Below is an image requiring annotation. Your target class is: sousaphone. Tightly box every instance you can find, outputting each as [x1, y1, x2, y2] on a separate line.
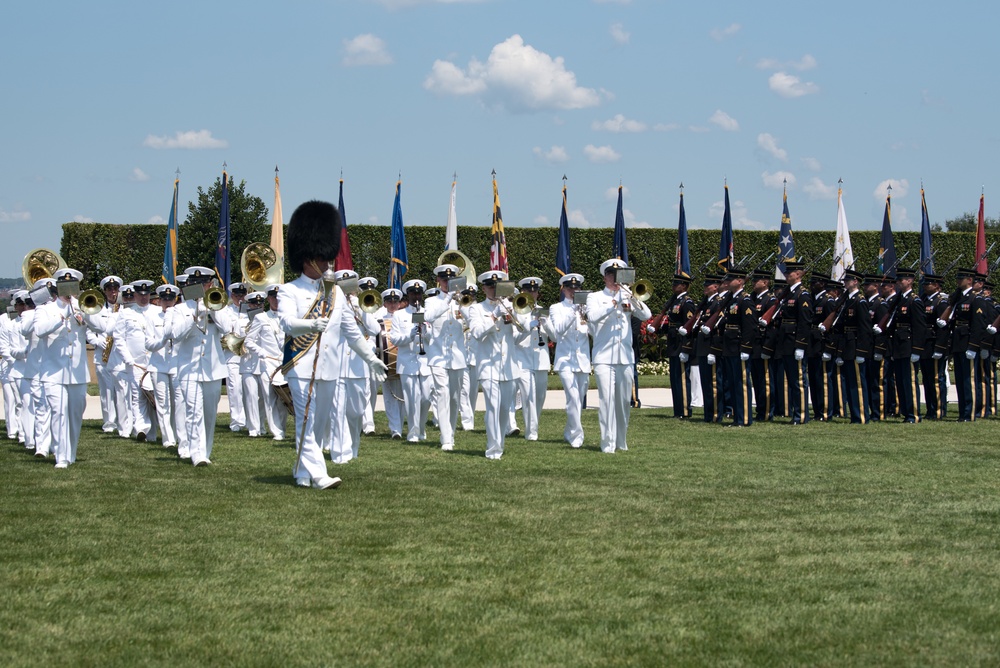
[241, 242, 283, 292]
[437, 249, 476, 287]
[22, 248, 67, 288]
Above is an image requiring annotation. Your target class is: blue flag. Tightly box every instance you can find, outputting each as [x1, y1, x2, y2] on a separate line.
[389, 181, 408, 291]
[879, 192, 896, 278]
[920, 188, 934, 275]
[718, 184, 734, 271]
[675, 190, 690, 277]
[776, 191, 796, 279]
[612, 184, 628, 264]
[555, 183, 571, 276]
[214, 170, 230, 288]
[161, 177, 179, 285]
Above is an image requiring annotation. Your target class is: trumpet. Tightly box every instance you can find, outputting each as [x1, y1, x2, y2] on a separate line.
[79, 289, 105, 316]
[205, 286, 228, 311]
[358, 289, 382, 314]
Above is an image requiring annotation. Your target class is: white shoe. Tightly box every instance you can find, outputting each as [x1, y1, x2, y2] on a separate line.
[441, 443, 454, 451]
[193, 458, 211, 467]
[363, 429, 375, 436]
[571, 439, 584, 449]
[406, 437, 419, 443]
[312, 476, 342, 490]
[391, 433, 402, 440]
[295, 477, 311, 488]
[273, 434, 285, 441]
[162, 442, 176, 449]
[54, 462, 68, 469]
[230, 425, 242, 433]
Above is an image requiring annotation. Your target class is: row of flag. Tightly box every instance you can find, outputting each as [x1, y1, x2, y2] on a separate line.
[162, 168, 994, 294]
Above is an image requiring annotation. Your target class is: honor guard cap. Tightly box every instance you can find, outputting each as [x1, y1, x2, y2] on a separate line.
[750, 269, 771, 282]
[673, 271, 692, 284]
[921, 273, 944, 284]
[827, 279, 845, 289]
[183, 266, 214, 282]
[703, 273, 723, 285]
[100, 275, 123, 290]
[359, 276, 378, 290]
[844, 268, 864, 282]
[132, 279, 155, 294]
[956, 267, 977, 280]
[333, 270, 358, 281]
[381, 288, 403, 301]
[477, 270, 508, 285]
[985, 280, 995, 290]
[57, 268, 84, 283]
[894, 268, 916, 279]
[559, 273, 584, 288]
[725, 267, 748, 280]
[518, 277, 543, 290]
[974, 271, 988, 282]
[402, 279, 427, 293]
[783, 260, 805, 272]
[862, 274, 880, 285]
[434, 264, 460, 278]
[156, 284, 178, 298]
[600, 259, 627, 275]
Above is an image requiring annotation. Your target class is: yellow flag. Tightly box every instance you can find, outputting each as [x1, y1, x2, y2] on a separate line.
[270, 170, 285, 283]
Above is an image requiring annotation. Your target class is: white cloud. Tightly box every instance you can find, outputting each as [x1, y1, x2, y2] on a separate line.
[757, 133, 787, 160]
[130, 167, 150, 182]
[688, 125, 710, 133]
[610, 23, 630, 45]
[605, 185, 630, 200]
[801, 157, 822, 172]
[342, 34, 392, 67]
[568, 209, 591, 228]
[143, 130, 228, 150]
[756, 54, 817, 71]
[710, 23, 741, 41]
[532, 145, 569, 163]
[708, 198, 764, 230]
[584, 144, 621, 163]
[368, 215, 380, 224]
[592, 113, 646, 132]
[424, 34, 601, 113]
[147, 215, 166, 225]
[0, 207, 30, 223]
[534, 215, 550, 226]
[72, 215, 95, 223]
[762, 171, 796, 190]
[653, 122, 679, 132]
[874, 178, 909, 201]
[709, 109, 739, 131]
[623, 208, 652, 228]
[803, 177, 837, 200]
[768, 72, 819, 98]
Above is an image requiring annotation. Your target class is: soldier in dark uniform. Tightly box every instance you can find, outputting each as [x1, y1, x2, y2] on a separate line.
[694, 275, 722, 423]
[972, 272, 994, 418]
[777, 261, 813, 424]
[863, 274, 889, 421]
[750, 269, 776, 422]
[721, 267, 755, 426]
[706, 276, 733, 422]
[832, 269, 872, 423]
[986, 280, 999, 417]
[882, 267, 927, 423]
[940, 267, 988, 421]
[807, 272, 837, 421]
[658, 272, 697, 418]
[764, 277, 788, 419]
[821, 278, 845, 420]
[920, 273, 949, 420]
[879, 276, 899, 417]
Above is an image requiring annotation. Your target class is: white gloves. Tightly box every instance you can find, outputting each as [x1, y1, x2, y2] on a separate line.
[646, 324, 655, 334]
[700, 325, 711, 336]
[855, 356, 865, 365]
[411, 325, 422, 337]
[817, 323, 826, 333]
[758, 318, 768, 328]
[794, 349, 805, 361]
[761, 353, 771, 360]
[707, 354, 716, 366]
[966, 349, 976, 360]
[822, 352, 832, 362]
[981, 348, 990, 359]
[872, 324, 883, 335]
[988, 325, 998, 335]
[358, 345, 389, 383]
[679, 352, 689, 363]
[678, 326, 688, 337]
[835, 357, 844, 366]
[910, 354, 920, 364]
[874, 353, 883, 362]
[310, 317, 329, 333]
[740, 352, 750, 362]
[936, 318, 948, 329]
[932, 352, 943, 360]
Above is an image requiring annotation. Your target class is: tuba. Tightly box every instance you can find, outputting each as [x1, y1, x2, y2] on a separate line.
[22, 248, 67, 288]
[437, 249, 477, 287]
[79, 289, 105, 315]
[241, 242, 282, 292]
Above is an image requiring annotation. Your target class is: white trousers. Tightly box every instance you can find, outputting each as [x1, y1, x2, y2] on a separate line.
[459, 365, 478, 429]
[558, 369, 588, 447]
[481, 377, 514, 459]
[3, 379, 20, 439]
[128, 365, 156, 440]
[242, 372, 261, 436]
[152, 370, 179, 447]
[179, 378, 222, 464]
[330, 377, 367, 464]
[30, 379, 51, 456]
[382, 376, 404, 436]
[257, 373, 288, 439]
[227, 363, 245, 429]
[113, 368, 133, 438]
[594, 363, 632, 453]
[41, 381, 86, 466]
[363, 377, 375, 432]
[18, 377, 34, 449]
[95, 361, 117, 431]
[401, 373, 432, 441]
[289, 376, 335, 481]
[514, 368, 547, 440]
[430, 366, 463, 447]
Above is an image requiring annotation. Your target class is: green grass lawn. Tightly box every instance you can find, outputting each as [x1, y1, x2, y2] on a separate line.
[2, 411, 1000, 666]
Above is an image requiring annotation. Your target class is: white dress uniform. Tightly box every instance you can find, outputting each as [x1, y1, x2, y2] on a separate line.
[33, 287, 94, 468]
[23, 298, 53, 457]
[118, 302, 158, 440]
[243, 308, 287, 440]
[460, 298, 485, 429]
[221, 292, 250, 432]
[0, 313, 22, 440]
[376, 290, 405, 439]
[390, 294, 433, 442]
[469, 272, 517, 459]
[329, 293, 379, 464]
[512, 278, 550, 442]
[543, 288, 592, 448]
[12, 308, 36, 451]
[144, 302, 181, 449]
[277, 274, 382, 486]
[90, 276, 122, 433]
[423, 280, 468, 451]
[587, 263, 651, 453]
[96, 301, 133, 438]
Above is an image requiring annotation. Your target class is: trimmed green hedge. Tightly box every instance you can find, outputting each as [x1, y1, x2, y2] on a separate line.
[61, 222, 999, 306]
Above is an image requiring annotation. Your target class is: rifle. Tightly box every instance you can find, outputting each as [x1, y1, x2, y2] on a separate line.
[940, 244, 995, 323]
[679, 257, 722, 333]
[758, 249, 832, 327]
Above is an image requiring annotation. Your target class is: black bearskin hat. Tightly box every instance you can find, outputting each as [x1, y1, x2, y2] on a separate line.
[287, 200, 342, 273]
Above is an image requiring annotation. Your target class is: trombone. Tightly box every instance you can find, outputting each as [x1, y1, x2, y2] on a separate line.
[205, 286, 228, 311]
[79, 289, 105, 316]
[358, 289, 382, 314]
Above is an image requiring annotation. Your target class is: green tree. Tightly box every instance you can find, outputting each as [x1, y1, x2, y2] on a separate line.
[177, 176, 269, 283]
[942, 211, 1000, 232]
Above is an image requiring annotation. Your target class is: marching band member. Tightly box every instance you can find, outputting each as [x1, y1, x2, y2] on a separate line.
[100, 284, 135, 438]
[423, 264, 468, 451]
[88, 275, 122, 433]
[120, 280, 157, 441]
[0, 298, 21, 441]
[240, 291, 267, 438]
[587, 259, 651, 453]
[34, 269, 99, 468]
[12, 292, 36, 452]
[468, 270, 517, 459]
[458, 284, 479, 431]
[542, 273, 591, 448]
[378, 288, 405, 439]
[276, 200, 387, 489]
[144, 284, 181, 450]
[359, 276, 380, 435]
[514, 277, 549, 441]
[242, 285, 288, 441]
[222, 282, 250, 433]
[26, 278, 54, 458]
[390, 279, 433, 443]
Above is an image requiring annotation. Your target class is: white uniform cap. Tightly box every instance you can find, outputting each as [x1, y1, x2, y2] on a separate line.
[176, 274, 189, 286]
[600, 259, 627, 274]
[359, 276, 378, 289]
[559, 273, 585, 287]
[156, 284, 179, 297]
[401, 279, 427, 293]
[334, 270, 359, 281]
[13, 290, 29, 303]
[518, 277, 543, 290]
[477, 270, 508, 284]
[425, 287, 440, 298]
[120, 284, 136, 295]
[132, 279, 155, 293]
[434, 264, 460, 278]
[32, 278, 55, 290]
[183, 266, 214, 281]
[100, 275, 123, 290]
[246, 291, 266, 302]
[381, 288, 403, 300]
[228, 282, 247, 294]
[56, 268, 84, 283]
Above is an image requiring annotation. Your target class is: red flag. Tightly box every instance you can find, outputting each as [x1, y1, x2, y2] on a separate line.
[489, 174, 509, 273]
[975, 194, 987, 274]
[334, 178, 354, 271]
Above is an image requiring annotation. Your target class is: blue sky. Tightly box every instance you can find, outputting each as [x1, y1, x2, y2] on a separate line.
[2, 0, 998, 280]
